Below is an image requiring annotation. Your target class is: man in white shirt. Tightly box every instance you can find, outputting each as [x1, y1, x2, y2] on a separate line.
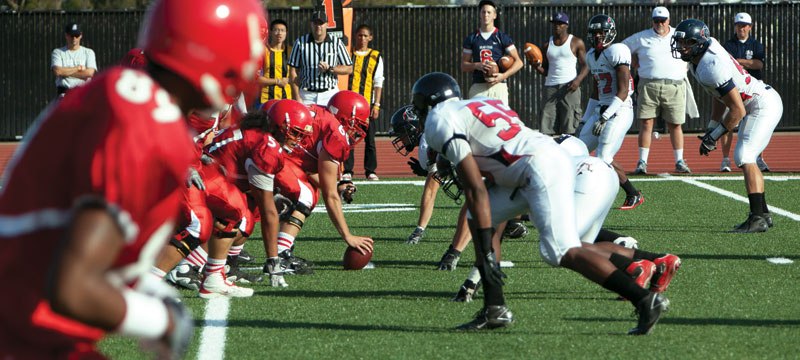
[51, 22, 97, 96]
[623, 7, 691, 174]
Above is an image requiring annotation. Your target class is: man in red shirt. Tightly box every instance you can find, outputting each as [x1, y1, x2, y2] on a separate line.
[0, 0, 267, 358]
[273, 91, 373, 273]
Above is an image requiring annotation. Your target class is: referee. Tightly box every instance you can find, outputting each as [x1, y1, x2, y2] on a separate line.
[289, 11, 353, 105]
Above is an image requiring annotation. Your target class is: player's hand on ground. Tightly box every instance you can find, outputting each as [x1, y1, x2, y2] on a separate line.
[592, 118, 607, 137]
[338, 181, 357, 204]
[698, 131, 718, 156]
[407, 157, 428, 177]
[480, 252, 506, 287]
[345, 235, 374, 255]
[187, 167, 205, 191]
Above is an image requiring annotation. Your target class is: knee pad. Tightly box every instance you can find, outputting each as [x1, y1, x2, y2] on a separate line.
[213, 219, 240, 239]
[169, 230, 201, 257]
[293, 202, 312, 218]
[287, 216, 304, 230]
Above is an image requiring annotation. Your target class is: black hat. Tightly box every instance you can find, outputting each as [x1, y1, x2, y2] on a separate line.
[478, 0, 496, 10]
[64, 22, 82, 36]
[310, 11, 328, 23]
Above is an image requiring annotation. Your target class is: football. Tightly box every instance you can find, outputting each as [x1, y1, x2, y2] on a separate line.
[498, 56, 514, 72]
[523, 42, 543, 66]
[483, 60, 499, 77]
[343, 246, 372, 270]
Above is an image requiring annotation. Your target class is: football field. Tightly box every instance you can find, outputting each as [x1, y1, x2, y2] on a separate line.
[100, 174, 800, 359]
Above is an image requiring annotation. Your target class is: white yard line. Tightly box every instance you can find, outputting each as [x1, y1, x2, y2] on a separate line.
[351, 176, 800, 185]
[670, 175, 800, 222]
[197, 297, 230, 360]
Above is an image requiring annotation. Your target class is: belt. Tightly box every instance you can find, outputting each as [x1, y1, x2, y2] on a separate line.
[56, 86, 70, 94]
[303, 87, 335, 93]
[642, 78, 683, 85]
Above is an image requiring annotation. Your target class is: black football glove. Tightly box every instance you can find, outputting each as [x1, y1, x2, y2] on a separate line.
[338, 180, 357, 204]
[480, 251, 507, 287]
[698, 131, 717, 156]
[407, 157, 428, 177]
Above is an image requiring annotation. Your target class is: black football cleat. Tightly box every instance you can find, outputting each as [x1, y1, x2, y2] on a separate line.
[733, 212, 773, 229]
[279, 250, 314, 275]
[628, 293, 670, 335]
[503, 220, 529, 239]
[452, 279, 481, 303]
[456, 305, 514, 330]
[237, 249, 254, 264]
[618, 191, 644, 210]
[226, 256, 264, 284]
[729, 214, 769, 233]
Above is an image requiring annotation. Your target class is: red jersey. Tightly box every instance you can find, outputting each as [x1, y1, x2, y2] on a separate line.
[0, 67, 194, 352]
[205, 126, 284, 192]
[286, 104, 351, 173]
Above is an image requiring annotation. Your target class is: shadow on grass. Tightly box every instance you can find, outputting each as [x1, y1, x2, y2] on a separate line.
[254, 289, 455, 299]
[567, 317, 800, 327]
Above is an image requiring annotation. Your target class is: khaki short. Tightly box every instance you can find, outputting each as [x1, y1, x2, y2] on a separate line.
[637, 78, 686, 125]
[539, 83, 582, 135]
[468, 82, 509, 104]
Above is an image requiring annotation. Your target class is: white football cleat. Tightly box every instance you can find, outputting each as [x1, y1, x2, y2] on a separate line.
[198, 272, 254, 299]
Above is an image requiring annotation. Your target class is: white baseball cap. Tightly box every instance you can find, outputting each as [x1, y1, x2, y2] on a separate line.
[735, 12, 752, 25]
[652, 6, 669, 19]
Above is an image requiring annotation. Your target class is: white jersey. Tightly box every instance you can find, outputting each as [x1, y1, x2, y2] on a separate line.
[424, 96, 553, 189]
[690, 38, 771, 107]
[586, 43, 634, 105]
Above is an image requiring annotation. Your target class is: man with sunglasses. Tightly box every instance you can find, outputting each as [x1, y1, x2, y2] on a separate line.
[623, 6, 694, 175]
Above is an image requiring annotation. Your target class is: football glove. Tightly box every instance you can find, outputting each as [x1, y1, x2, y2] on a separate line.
[698, 124, 729, 156]
[407, 157, 428, 177]
[480, 251, 506, 287]
[338, 180, 357, 204]
[592, 117, 607, 137]
[186, 167, 205, 191]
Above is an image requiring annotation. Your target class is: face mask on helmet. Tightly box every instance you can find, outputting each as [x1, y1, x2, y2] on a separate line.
[432, 155, 464, 204]
[267, 99, 313, 152]
[390, 105, 421, 156]
[586, 15, 617, 50]
[671, 20, 710, 61]
[327, 91, 370, 146]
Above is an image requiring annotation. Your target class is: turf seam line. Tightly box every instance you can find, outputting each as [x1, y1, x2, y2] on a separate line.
[197, 297, 230, 360]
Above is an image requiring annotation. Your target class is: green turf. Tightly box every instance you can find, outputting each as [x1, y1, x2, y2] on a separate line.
[98, 175, 800, 359]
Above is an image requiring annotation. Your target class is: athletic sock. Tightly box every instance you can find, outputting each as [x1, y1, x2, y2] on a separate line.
[277, 232, 295, 254]
[609, 253, 634, 270]
[204, 258, 226, 276]
[602, 269, 649, 304]
[633, 249, 665, 262]
[228, 244, 243, 258]
[416, 226, 425, 232]
[595, 229, 622, 243]
[468, 266, 481, 284]
[762, 192, 770, 214]
[621, 179, 638, 196]
[638, 147, 650, 163]
[186, 246, 208, 269]
[476, 266, 505, 306]
[748, 193, 765, 216]
[674, 149, 684, 162]
[150, 267, 166, 279]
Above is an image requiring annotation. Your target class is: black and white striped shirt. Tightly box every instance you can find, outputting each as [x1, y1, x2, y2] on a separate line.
[288, 33, 352, 91]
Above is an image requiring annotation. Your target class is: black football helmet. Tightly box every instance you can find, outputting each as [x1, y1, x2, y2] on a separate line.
[390, 105, 422, 156]
[432, 154, 464, 204]
[671, 19, 711, 62]
[411, 72, 461, 128]
[587, 14, 617, 50]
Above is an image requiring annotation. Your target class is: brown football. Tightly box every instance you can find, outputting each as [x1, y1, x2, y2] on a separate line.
[343, 246, 372, 270]
[498, 56, 514, 72]
[483, 60, 499, 77]
[523, 42, 543, 65]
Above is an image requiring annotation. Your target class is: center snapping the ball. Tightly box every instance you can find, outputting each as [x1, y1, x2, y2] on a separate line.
[343, 246, 372, 270]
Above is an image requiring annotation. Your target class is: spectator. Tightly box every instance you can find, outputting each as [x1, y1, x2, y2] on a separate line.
[534, 12, 589, 136]
[288, 10, 353, 106]
[258, 19, 293, 107]
[343, 24, 384, 181]
[623, 7, 692, 174]
[460, 0, 523, 104]
[51, 22, 97, 96]
[721, 12, 770, 173]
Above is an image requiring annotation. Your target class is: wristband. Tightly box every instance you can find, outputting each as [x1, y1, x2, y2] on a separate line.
[709, 124, 729, 141]
[117, 289, 169, 339]
[477, 227, 494, 255]
[601, 96, 624, 120]
[373, 103, 380, 108]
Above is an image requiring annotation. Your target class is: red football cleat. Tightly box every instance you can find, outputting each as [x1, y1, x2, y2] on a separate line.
[626, 260, 656, 289]
[650, 254, 681, 293]
[619, 191, 644, 210]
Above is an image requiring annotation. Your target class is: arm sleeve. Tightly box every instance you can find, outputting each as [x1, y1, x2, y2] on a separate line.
[52, 49, 62, 68]
[500, 31, 516, 53]
[247, 158, 275, 192]
[336, 39, 353, 66]
[462, 34, 474, 55]
[697, 64, 734, 98]
[753, 40, 766, 62]
[287, 38, 302, 68]
[610, 44, 632, 67]
[86, 48, 98, 71]
[373, 56, 384, 88]
[621, 34, 637, 54]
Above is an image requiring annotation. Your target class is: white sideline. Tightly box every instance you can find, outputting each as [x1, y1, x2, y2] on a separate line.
[674, 176, 800, 222]
[197, 297, 230, 360]
[350, 176, 800, 186]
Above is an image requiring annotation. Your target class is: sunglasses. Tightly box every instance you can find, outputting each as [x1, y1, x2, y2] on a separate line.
[653, 18, 668, 23]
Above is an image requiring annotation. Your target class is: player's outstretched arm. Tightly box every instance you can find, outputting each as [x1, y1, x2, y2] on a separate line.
[251, 186, 280, 258]
[319, 149, 373, 254]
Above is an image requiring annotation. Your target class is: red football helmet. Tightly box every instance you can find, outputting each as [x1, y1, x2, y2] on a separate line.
[140, 0, 267, 111]
[259, 14, 269, 44]
[327, 91, 370, 145]
[120, 48, 147, 69]
[258, 99, 280, 113]
[267, 100, 314, 150]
